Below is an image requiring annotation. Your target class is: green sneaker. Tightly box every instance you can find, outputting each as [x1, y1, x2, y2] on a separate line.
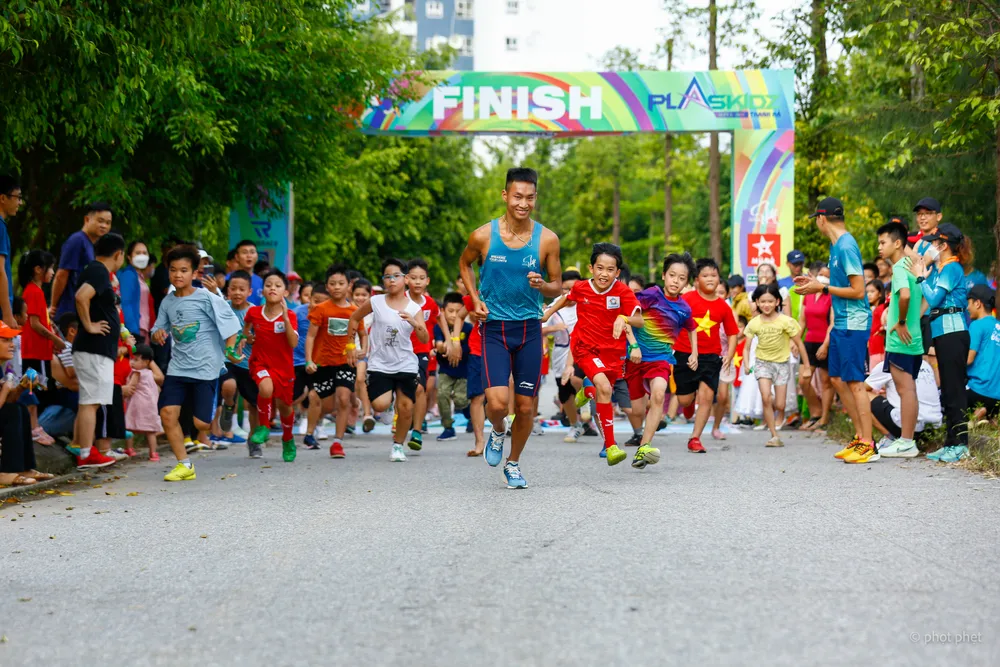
[631, 444, 661, 469]
[408, 430, 423, 451]
[575, 389, 590, 409]
[249, 425, 270, 446]
[605, 444, 627, 466]
[282, 439, 296, 462]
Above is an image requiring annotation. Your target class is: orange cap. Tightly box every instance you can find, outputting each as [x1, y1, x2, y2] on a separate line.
[0, 321, 21, 339]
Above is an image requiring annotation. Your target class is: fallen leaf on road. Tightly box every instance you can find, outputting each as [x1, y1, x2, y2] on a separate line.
[200, 534, 208, 539]
[261, 466, 272, 469]
[127, 492, 140, 497]
[48, 535, 55, 539]
[43, 490, 56, 495]
[105, 492, 117, 496]
[92, 485, 103, 489]
[1, 634, 7, 643]
[18, 597, 31, 602]
[58, 492, 73, 496]
[65, 507, 74, 511]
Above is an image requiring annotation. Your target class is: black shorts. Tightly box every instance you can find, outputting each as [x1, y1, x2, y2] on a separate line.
[870, 395, 902, 439]
[612, 378, 631, 409]
[920, 315, 933, 355]
[416, 353, 430, 389]
[309, 364, 357, 399]
[883, 352, 921, 380]
[95, 385, 126, 440]
[804, 342, 828, 370]
[159, 376, 220, 425]
[967, 389, 1000, 419]
[368, 371, 419, 403]
[225, 363, 258, 404]
[557, 376, 576, 403]
[672, 353, 722, 396]
[294, 365, 309, 402]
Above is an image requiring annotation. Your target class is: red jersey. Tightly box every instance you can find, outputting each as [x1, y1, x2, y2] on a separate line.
[566, 280, 640, 356]
[461, 295, 482, 356]
[673, 290, 738, 356]
[21, 282, 54, 361]
[408, 292, 439, 355]
[246, 306, 298, 375]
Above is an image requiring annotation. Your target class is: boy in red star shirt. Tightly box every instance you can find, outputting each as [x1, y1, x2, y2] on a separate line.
[243, 269, 299, 462]
[547, 243, 643, 467]
[672, 258, 738, 453]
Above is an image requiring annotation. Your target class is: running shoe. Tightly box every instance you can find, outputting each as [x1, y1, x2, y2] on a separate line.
[503, 461, 527, 489]
[123, 447, 138, 458]
[315, 424, 329, 441]
[248, 441, 264, 459]
[421, 420, 429, 434]
[164, 463, 196, 482]
[282, 439, 297, 463]
[208, 441, 229, 451]
[149, 452, 160, 462]
[880, 437, 919, 458]
[874, 435, 896, 453]
[624, 433, 643, 447]
[687, 437, 706, 453]
[843, 441, 879, 464]
[564, 426, 583, 443]
[108, 448, 130, 461]
[329, 441, 346, 458]
[303, 434, 320, 450]
[226, 433, 247, 444]
[835, 436, 863, 460]
[408, 430, 423, 451]
[599, 446, 607, 458]
[531, 424, 544, 436]
[925, 447, 946, 461]
[765, 436, 784, 447]
[631, 444, 661, 469]
[437, 427, 457, 441]
[935, 445, 969, 463]
[505, 415, 514, 436]
[77, 449, 116, 469]
[65, 443, 81, 457]
[390, 443, 407, 462]
[656, 419, 667, 431]
[363, 415, 376, 433]
[249, 425, 269, 447]
[377, 408, 394, 426]
[605, 444, 627, 466]
[345, 425, 356, 435]
[582, 423, 600, 437]
[484, 421, 507, 467]
[295, 415, 309, 436]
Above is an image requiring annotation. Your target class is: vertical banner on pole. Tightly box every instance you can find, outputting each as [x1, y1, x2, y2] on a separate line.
[228, 185, 294, 272]
[731, 129, 794, 287]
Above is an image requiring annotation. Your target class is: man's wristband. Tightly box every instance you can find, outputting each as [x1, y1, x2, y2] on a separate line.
[451, 337, 460, 342]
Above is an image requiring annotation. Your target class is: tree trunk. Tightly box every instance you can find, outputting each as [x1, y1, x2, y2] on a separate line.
[707, 0, 722, 263]
[612, 176, 621, 245]
[811, 0, 828, 83]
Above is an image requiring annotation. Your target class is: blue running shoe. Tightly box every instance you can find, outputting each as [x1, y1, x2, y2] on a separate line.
[303, 434, 320, 450]
[937, 445, 969, 463]
[226, 433, 247, 444]
[437, 427, 457, 441]
[484, 421, 507, 467]
[504, 461, 527, 489]
[599, 446, 607, 459]
[926, 448, 946, 461]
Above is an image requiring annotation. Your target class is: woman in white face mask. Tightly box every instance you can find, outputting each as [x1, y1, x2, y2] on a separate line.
[120, 241, 153, 344]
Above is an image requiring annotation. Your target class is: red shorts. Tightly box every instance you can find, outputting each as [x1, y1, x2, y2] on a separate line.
[249, 361, 294, 405]
[428, 354, 438, 373]
[572, 344, 624, 384]
[625, 360, 673, 400]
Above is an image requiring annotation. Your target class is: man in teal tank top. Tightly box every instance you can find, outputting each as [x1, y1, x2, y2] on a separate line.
[459, 168, 562, 489]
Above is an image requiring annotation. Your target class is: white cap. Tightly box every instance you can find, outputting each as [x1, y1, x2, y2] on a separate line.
[198, 249, 212, 261]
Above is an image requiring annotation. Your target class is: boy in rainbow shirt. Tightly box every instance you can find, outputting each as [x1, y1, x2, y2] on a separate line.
[625, 253, 699, 469]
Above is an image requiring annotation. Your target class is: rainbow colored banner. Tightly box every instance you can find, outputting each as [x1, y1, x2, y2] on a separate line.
[361, 70, 793, 134]
[362, 70, 794, 281]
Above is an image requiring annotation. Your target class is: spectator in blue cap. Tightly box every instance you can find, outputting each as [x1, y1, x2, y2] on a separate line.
[779, 249, 806, 320]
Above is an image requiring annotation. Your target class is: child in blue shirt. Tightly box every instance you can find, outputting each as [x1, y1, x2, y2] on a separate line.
[433, 292, 472, 441]
[966, 284, 1000, 423]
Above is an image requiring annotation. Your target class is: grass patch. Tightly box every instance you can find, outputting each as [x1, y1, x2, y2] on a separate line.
[964, 421, 1000, 477]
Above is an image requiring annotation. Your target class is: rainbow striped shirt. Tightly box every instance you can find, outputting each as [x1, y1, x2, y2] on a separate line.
[634, 286, 696, 363]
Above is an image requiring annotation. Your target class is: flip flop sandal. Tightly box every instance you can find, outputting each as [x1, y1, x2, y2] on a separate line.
[10, 476, 38, 486]
[25, 471, 55, 481]
[799, 417, 821, 431]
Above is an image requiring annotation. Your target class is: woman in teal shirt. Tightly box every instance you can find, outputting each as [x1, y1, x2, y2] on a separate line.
[916, 223, 971, 461]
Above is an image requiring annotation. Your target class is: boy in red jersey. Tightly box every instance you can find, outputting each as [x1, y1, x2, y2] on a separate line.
[243, 269, 299, 462]
[404, 258, 450, 452]
[672, 258, 738, 453]
[546, 243, 643, 466]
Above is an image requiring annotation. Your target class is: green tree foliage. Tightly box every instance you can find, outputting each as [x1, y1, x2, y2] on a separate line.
[1, 1, 409, 255]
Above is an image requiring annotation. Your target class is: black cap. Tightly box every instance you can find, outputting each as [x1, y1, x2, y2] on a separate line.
[921, 222, 963, 244]
[809, 197, 844, 219]
[913, 197, 941, 213]
[968, 284, 995, 308]
[727, 274, 745, 288]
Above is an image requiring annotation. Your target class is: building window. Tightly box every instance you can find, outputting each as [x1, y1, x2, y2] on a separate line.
[456, 0, 474, 19]
[425, 1, 444, 19]
[460, 35, 474, 56]
[507, 0, 519, 14]
[505, 36, 518, 51]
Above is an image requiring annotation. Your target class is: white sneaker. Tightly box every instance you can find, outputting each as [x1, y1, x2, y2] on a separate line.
[295, 416, 309, 436]
[108, 448, 130, 461]
[390, 444, 407, 462]
[532, 424, 544, 436]
[752, 423, 767, 431]
[315, 424, 328, 440]
[875, 435, 895, 452]
[377, 408, 394, 426]
[232, 421, 249, 439]
[880, 437, 919, 458]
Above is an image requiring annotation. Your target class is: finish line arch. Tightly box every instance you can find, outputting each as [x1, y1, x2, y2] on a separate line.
[360, 70, 795, 282]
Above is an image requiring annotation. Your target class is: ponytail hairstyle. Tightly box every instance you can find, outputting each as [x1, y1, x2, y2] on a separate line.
[751, 282, 784, 310]
[955, 236, 974, 271]
[18, 249, 56, 289]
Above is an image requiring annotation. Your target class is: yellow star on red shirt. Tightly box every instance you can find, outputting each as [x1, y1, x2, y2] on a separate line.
[694, 311, 717, 335]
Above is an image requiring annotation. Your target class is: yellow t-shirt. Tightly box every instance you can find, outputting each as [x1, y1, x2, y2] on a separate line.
[743, 314, 801, 363]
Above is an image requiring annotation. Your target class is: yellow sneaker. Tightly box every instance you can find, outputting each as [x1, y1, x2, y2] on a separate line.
[844, 442, 880, 464]
[164, 463, 196, 482]
[606, 444, 627, 466]
[834, 436, 862, 460]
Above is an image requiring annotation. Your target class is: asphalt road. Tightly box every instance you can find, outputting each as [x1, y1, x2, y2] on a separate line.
[2, 424, 999, 666]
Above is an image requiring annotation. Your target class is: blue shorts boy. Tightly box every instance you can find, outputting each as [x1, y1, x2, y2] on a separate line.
[482, 319, 542, 397]
[159, 375, 219, 424]
[828, 328, 870, 382]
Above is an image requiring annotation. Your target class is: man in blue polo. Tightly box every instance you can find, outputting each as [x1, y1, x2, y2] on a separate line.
[795, 197, 875, 463]
[0, 175, 22, 329]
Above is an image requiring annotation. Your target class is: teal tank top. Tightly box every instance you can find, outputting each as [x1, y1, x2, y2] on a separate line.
[479, 218, 545, 322]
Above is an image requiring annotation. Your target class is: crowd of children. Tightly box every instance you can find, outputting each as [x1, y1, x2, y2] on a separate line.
[2, 178, 1000, 489]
